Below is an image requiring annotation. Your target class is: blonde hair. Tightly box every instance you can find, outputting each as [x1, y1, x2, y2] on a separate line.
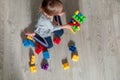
[41, 0, 63, 16]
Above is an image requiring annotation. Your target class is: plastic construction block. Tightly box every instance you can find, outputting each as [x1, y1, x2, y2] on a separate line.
[69, 45, 76, 52]
[41, 63, 49, 70]
[29, 40, 35, 47]
[30, 55, 35, 64]
[23, 39, 30, 47]
[72, 10, 86, 24]
[26, 35, 33, 41]
[23, 39, 35, 47]
[69, 18, 80, 33]
[53, 36, 61, 45]
[35, 48, 42, 55]
[71, 53, 79, 62]
[72, 25, 80, 32]
[35, 42, 47, 54]
[35, 42, 47, 51]
[30, 66, 37, 73]
[42, 51, 50, 60]
[62, 62, 70, 70]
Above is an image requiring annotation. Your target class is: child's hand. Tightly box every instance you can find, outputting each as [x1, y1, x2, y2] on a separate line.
[25, 32, 35, 38]
[62, 24, 72, 30]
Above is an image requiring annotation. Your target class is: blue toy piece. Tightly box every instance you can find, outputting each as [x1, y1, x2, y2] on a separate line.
[42, 51, 50, 60]
[29, 40, 35, 47]
[23, 39, 30, 47]
[23, 39, 35, 47]
[69, 45, 76, 52]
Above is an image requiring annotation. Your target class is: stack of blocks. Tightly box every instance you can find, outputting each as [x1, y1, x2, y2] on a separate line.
[29, 55, 37, 73]
[69, 45, 79, 62]
[69, 10, 86, 33]
[23, 35, 35, 47]
[41, 51, 50, 70]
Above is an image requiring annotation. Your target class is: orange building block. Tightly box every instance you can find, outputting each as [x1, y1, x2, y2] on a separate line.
[62, 62, 70, 70]
[71, 53, 79, 61]
[26, 35, 33, 40]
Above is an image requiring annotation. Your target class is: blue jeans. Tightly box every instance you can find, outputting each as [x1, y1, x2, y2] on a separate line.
[45, 29, 64, 48]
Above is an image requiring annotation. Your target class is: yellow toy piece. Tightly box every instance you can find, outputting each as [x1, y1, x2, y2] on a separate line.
[30, 55, 35, 64]
[72, 53, 79, 62]
[31, 55, 35, 61]
[30, 61, 35, 65]
[62, 62, 70, 70]
[70, 27, 80, 34]
[30, 66, 37, 73]
[27, 35, 33, 40]
[75, 10, 79, 15]
[77, 26, 80, 31]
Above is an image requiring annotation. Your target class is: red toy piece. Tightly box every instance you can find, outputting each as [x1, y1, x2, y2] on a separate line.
[53, 36, 61, 45]
[35, 42, 47, 54]
[35, 48, 42, 55]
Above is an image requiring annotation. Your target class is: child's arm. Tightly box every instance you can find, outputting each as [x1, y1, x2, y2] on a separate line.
[61, 24, 71, 30]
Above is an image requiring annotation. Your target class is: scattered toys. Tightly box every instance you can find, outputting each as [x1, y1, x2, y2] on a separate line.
[69, 10, 86, 33]
[22, 14, 81, 72]
[68, 40, 79, 62]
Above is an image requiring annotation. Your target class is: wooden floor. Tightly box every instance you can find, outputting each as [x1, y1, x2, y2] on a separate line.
[0, 0, 120, 80]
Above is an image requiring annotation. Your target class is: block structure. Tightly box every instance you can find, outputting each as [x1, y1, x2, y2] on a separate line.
[69, 10, 86, 33]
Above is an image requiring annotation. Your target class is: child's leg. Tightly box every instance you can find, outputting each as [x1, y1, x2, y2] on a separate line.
[44, 36, 53, 48]
[53, 29, 64, 37]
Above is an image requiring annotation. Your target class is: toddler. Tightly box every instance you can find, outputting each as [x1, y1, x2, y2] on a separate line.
[26, 0, 71, 48]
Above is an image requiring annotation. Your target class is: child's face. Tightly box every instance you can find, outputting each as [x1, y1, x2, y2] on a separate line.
[56, 7, 64, 16]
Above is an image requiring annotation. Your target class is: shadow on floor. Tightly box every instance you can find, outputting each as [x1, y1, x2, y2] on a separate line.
[63, 0, 80, 22]
[20, 0, 42, 40]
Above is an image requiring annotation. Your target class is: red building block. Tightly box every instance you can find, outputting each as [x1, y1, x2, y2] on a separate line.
[35, 42, 47, 54]
[35, 48, 42, 55]
[53, 36, 61, 45]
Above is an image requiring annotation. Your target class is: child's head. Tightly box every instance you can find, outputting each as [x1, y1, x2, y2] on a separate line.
[41, 0, 63, 16]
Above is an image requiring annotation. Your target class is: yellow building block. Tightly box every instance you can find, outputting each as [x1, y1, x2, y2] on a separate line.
[31, 57, 35, 62]
[72, 53, 79, 62]
[30, 55, 35, 62]
[27, 35, 33, 40]
[77, 26, 80, 31]
[62, 63, 70, 70]
[30, 66, 37, 73]
[30, 61, 35, 64]
[75, 10, 79, 15]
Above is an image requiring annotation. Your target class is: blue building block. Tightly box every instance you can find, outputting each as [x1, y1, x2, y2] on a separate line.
[23, 39, 30, 47]
[23, 39, 35, 47]
[42, 51, 50, 60]
[29, 40, 35, 47]
[69, 45, 76, 52]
